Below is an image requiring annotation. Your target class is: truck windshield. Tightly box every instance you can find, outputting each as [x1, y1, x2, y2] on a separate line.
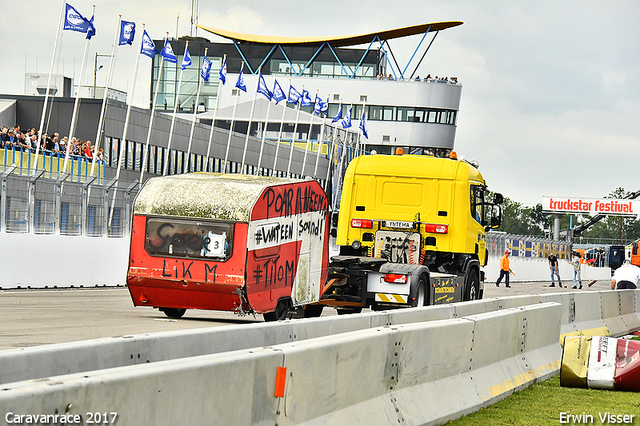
[144, 217, 234, 260]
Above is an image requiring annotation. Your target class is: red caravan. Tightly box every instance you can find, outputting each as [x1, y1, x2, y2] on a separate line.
[126, 173, 329, 320]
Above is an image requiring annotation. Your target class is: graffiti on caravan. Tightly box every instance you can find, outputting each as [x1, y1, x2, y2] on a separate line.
[254, 221, 295, 247]
[260, 182, 328, 219]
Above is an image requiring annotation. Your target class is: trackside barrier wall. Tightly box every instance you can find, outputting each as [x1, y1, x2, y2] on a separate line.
[0, 304, 561, 426]
[2, 291, 639, 386]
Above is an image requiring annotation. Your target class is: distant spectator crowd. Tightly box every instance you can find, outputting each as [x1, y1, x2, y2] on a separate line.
[376, 73, 459, 84]
[0, 124, 103, 163]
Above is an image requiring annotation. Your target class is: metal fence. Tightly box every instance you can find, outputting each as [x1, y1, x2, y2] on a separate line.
[1, 165, 137, 237]
[487, 232, 572, 261]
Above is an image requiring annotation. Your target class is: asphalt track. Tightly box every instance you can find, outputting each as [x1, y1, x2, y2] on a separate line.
[0, 279, 610, 351]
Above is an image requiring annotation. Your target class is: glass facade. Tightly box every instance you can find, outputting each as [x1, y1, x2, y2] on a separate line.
[152, 37, 380, 111]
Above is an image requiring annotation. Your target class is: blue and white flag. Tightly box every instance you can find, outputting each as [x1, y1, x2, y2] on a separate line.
[257, 72, 272, 100]
[332, 103, 343, 123]
[181, 46, 192, 70]
[272, 79, 286, 104]
[313, 94, 323, 115]
[236, 68, 247, 92]
[161, 39, 177, 63]
[201, 57, 212, 81]
[359, 112, 368, 139]
[341, 107, 352, 129]
[63, 4, 95, 39]
[119, 21, 135, 46]
[301, 89, 312, 107]
[321, 97, 329, 114]
[288, 85, 301, 105]
[219, 58, 227, 84]
[140, 30, 158, 58]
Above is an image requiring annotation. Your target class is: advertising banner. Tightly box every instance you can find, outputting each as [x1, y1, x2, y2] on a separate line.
[542, 196, 639, 216]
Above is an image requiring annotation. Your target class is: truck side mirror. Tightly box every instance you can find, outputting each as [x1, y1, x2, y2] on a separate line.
[493, 193, 504, 204]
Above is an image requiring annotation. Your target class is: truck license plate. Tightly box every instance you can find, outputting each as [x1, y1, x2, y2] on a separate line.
[384, 221, 413, 229]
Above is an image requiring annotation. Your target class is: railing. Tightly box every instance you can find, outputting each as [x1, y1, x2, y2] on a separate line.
[1, 164, 137, 237]
[487, 232, 572, 260]
[1, 146, 105, 183]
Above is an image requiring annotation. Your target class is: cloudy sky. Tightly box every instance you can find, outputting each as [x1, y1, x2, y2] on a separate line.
[2, 0, 639, 206]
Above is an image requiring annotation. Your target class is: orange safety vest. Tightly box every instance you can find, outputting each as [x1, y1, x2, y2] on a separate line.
[500, 255, 510, 271]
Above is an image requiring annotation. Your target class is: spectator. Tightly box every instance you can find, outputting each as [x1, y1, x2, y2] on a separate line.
[610, 259, 640, 290]
[84, 141, 93, 159]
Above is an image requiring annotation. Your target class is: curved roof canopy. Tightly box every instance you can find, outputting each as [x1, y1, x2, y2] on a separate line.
[197, 21, 463, 47]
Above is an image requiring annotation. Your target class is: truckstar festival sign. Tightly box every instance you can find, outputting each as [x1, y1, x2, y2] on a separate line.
[542, 196, 639, 216]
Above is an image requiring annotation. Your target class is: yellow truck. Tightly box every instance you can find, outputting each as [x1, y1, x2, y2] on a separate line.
[321, 152, 503, 313]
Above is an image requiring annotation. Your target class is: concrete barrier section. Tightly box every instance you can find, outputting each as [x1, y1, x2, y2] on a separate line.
[540, 293, 580, 339]
[464, 303, 561, 406]
[570, 291, 610, 338]
[0, 321, 294, 385]
[0, 347, 284, 426]
[600, 290, 640, 335]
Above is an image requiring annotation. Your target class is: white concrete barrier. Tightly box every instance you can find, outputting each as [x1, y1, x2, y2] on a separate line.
[0, 234, 129, 288]
[0, 347, 284, 426]
[600, 290, 640, 336]
[0, 303, 562, 426]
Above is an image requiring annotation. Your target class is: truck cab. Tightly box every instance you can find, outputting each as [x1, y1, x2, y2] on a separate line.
[324, 153, 502, 311]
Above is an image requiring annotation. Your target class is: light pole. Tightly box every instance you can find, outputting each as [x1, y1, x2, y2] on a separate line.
[93, 53, 111, 99]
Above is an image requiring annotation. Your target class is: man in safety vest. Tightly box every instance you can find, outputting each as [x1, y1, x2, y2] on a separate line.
[496, 250, 513, 288]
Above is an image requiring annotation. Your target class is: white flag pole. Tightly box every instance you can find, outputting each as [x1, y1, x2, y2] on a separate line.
[63, 4, 96, 173]
[185, 46, 206, 173]
[223, 62, 243, 173]
[114, 24, 145, 184]
[323, 125, 336, 194]
[355, 102, 366, 157]
[334, 129, 349, 209]
[109, 23, 146, 228]
[163, 40, 189, 175]
[139, 33, 168, 184]
[271, 78, 290, 176]
[240, 67, 261, 173]
[90, 15, 121, 177]
[313, 96, 328, 178]
[255, 80, 273, 174]
[300, 89, 318, 177]
[34, 0, 65, 175]
[286, 84, 303, 176]
[205, 54, 225, 171]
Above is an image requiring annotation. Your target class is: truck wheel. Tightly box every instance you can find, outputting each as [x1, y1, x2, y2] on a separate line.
[412, 274, 428, 307]
[264, 298, 291, 322]
[304, 304, 324, 318]
[464, 271, 480, 301]
[161, 308, 186, 318]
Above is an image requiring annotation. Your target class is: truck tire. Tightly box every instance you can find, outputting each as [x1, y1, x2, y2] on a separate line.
[411, 274, 428, 307]
[161, 308, 186, 318]
[464, 270, 480, 301]
[264, 298, 291, 321]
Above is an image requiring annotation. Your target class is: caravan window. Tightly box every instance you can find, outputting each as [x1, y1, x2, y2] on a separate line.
[144, 217, 234, 260]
